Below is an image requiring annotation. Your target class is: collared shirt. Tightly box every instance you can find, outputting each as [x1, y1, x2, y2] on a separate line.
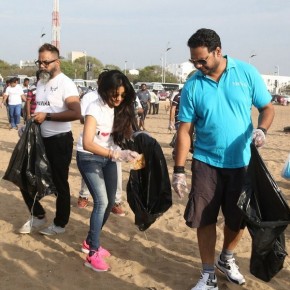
[179, 56, 272, 168]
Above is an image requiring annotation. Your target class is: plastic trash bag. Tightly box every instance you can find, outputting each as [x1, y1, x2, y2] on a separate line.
[281, 153, 290, 180]
[237, 144, 290, 282]
[125, 132, 172, 231]
[3, 119, 57, 200]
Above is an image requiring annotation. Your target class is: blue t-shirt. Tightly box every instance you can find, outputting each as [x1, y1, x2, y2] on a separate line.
[179, 56, 271, 168]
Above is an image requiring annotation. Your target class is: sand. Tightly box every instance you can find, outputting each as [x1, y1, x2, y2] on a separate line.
[0, 100, 289, 290]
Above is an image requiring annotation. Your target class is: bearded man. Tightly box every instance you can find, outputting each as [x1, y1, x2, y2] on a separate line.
[19, 43, 81, 236]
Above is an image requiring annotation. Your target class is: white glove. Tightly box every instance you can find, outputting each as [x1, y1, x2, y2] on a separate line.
[172, 173, 188, 199]
[252, 128, 266, 147]
[111, 150, 140, 162]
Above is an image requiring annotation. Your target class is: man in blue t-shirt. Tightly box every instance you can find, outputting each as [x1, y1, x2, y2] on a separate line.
[172, 28, 274, 290]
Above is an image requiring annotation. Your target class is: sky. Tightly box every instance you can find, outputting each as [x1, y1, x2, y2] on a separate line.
[1, 0, 290, 76]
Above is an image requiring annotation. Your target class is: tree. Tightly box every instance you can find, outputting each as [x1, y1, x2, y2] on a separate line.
[74, 56, 104, 79]
[134, 65, 179, 83]
[60, 60, 76, 79]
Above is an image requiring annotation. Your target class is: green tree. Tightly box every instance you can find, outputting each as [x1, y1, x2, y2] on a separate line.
[137, 65, 163, 83]
[134, 65, 179, 83]
[74, 56, 104, 79]
[60, 60, 76, 79]
[104, 64, 121, 71]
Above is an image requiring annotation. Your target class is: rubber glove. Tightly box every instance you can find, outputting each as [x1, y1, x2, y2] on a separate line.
[252, 128, 266, 147]
[172, 173, 188, 199]
[111, 150, 140, 162]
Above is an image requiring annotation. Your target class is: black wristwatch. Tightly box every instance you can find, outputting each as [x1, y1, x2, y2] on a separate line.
[46, 113, 52, 121]
[257, 126, 267, 135]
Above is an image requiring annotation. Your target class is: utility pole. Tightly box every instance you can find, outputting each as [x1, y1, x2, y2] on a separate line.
[52, 0, 60, 50]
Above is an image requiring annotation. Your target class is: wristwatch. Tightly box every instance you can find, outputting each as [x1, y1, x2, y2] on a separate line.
[46, 113, 52, 121]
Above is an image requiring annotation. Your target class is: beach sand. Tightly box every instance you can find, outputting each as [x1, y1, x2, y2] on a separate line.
[0, 100, 289, 290]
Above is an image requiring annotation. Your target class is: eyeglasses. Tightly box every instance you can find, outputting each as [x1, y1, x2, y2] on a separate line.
[188, 53, 211, 66]
[35, 59, 58, 67]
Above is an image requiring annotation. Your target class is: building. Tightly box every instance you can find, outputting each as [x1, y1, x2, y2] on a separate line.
[261, 74, 290, 94]
[167, 62, 195, 83]
[67, 51, 86, 63]
[128, 69, 139, 75]
[19, 60, 35, 69]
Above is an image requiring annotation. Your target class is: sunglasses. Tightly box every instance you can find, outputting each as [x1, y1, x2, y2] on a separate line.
[35, 59, 58, 67]
[189, 53, 212, 66]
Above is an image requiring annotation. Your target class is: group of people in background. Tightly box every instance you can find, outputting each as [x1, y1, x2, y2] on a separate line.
[0, 77, 28, 129]
[0, 75, 39, 130]
[0, 27, 276, 290]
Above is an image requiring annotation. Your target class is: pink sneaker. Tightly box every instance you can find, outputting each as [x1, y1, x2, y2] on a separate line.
[98, 246, 111, 258]
[81, 240, 111, 258]
[81, 240, 90, 254]
[84, 252, 110, 272]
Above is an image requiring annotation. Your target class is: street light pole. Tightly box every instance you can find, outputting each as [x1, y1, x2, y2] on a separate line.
[160, 56, 164, 83]
[248, 54, 256, 64]
[124, 60, 127, 75]
[164, 45, 172, 83]
[83, 51, 87, 71]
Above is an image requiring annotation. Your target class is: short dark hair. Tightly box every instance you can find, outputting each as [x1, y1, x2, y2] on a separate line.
[38, 43, 60, 57]
[10, 77, 18, 83]
[24, 78, 29, 82]
[187, 28, 221, 52]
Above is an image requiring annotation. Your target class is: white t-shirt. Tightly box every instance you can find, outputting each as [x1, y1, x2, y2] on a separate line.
[35, 73, 79, 137]
[76, 97, 118, 153]
[80, 91, 98, 116]
[4, 85, 24, 105]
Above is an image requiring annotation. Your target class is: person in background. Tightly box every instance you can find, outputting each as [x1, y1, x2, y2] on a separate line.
[153, 89, 160, 114]
[168, 88, 182, 131]
[134, 95, 144, 129]
[1, 79, 11, 123]
[172, 28, 274, 290]
[22, 77, 30, 121]
[26, 71, 40, 120]
[136, 83, 150, 130]
[149, 90, 156, 114]
[18, 43, 81, 236]
[76, 70, 140, 272]
[1, 77, 26, 130]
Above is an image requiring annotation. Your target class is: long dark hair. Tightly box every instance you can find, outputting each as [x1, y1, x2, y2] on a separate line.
[97, 70, 137, 146]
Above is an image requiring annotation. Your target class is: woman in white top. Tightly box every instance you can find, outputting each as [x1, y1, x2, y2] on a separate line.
[76, 70, 139, 272]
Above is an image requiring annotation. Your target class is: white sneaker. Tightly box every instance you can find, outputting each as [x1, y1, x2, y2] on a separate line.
[19, 217, 47, 234]
[39, 223, 65, 236]
[191, 273, 218, 290]
[215, 255, 245, 285]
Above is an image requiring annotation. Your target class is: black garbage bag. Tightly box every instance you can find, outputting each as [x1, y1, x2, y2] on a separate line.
[125, 132, 172, 231]
[3, 119, 57, 200]
[237, 143, 290, 282]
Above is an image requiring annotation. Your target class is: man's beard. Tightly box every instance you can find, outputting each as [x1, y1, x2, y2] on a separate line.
[39, 70, 52, 84]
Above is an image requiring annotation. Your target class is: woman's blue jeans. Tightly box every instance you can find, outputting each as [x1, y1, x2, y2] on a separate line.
[77, 151, 117, 251]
